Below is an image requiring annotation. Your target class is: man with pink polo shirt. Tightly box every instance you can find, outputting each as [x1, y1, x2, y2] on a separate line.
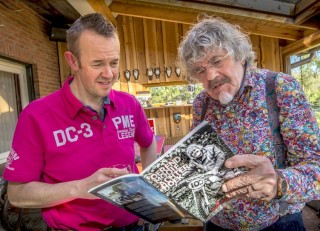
[3, 13, 157, 231]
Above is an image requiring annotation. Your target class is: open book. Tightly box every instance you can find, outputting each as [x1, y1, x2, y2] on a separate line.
[89, 121, 245, 224]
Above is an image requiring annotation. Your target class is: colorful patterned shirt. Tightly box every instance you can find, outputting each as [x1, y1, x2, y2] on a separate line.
[193, 67, 320, 230]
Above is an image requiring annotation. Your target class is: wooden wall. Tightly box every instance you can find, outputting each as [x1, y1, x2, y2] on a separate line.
[58, 15, 282, 91]
[251, 35, 281, 72]
[57, 15, 282, 139]
[144, 105, 193, 138]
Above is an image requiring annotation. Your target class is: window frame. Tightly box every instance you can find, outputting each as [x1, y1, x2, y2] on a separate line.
[0, 58, 31, 164]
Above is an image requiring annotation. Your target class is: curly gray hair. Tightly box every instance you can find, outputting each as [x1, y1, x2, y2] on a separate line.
[177, 16, 255, 82]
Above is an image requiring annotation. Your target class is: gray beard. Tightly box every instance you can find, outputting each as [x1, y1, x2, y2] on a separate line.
[219, 91, 234, 105]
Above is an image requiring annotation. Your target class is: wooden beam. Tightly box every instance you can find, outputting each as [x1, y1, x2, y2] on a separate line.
[295, 0, 318, 15]
[294, 1, 320, 25]
[110, 1, 199, 24]
[66, 0, 95, 16]
[87, 0, 117, 26]
[179, 0, 296, 16]
[135, 0, 296, 24]
[282, 30, 320, 56]
[110, 1, 304, 40]
[111, 0, 320, 29]
[296, 18, 320, 30]
[49, 0, 80, 24]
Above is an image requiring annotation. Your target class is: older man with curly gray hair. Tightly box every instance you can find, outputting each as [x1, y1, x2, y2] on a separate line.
[177, 16, 320, 231]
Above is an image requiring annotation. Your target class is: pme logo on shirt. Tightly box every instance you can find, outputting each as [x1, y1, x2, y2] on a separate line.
[6, 148, 20, 170]
[112, 115, 135, 140]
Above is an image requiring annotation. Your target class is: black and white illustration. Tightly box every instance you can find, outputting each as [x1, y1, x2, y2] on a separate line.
[142, 121, 245, 222]
[89, 121, 245, 223]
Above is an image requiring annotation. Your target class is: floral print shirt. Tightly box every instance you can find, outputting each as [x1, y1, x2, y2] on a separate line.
[193, 67, 320, 230]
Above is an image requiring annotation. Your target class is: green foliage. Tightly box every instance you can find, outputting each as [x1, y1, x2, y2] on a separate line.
[312, 105, 320, 126]
[291, 50, 320, 125]
[291, 51, 320, 105]
[314, 110, 320, 126]
[149, 84, 203, 104]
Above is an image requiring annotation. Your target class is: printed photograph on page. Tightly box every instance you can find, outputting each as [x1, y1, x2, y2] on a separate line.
[142, 121, 246, 222]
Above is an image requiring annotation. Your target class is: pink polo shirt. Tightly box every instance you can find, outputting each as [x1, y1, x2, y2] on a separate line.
[3, 77, 154, 231]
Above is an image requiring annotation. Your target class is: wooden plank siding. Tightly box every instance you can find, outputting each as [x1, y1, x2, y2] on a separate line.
[58, 15, 282, 92]
[57, 15, 283, 139]
[162, 21, 181, 82]
[144, 105, 193, 138]
[143, 19, 163, 84]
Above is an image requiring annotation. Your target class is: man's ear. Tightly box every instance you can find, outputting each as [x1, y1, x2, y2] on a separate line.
[64, 51, 79, 71]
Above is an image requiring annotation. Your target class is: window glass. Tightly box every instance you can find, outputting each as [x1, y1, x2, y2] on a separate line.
[289, 49, 320, 125]
[149, 84, 203, 105]
[0, 59, 30, 163]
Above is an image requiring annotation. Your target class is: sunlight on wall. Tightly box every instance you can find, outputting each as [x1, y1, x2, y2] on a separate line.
[0, 95, 13, 113]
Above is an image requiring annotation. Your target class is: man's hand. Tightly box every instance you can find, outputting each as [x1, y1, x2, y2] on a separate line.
[221, 154, 278, 201]
[7, 167, 130, 208]
[80, 167, 129, 199]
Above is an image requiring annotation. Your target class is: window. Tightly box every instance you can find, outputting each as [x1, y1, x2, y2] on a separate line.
[0, 59, 31, 163]
[288, 48, 320, 125]
[149, 84, 203, 105]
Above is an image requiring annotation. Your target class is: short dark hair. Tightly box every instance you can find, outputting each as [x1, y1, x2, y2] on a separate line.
[66, 13, 118, 59]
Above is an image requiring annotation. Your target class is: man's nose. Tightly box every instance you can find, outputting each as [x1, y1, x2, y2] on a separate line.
[102, 65, 113, 77]
[205, 67, 219, 81]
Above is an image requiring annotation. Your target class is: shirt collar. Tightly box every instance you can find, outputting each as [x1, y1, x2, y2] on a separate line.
[243, 65, 255, 88]
[106, 89, 116, 109]
[62, 76, 115, 118]
[103, 96, 111, 105]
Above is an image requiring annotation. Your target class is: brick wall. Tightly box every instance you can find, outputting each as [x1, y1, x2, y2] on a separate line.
[0, 0, 61, 98]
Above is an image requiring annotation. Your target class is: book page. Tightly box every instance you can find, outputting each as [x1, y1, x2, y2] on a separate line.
[89, 174, 184, 224]
[142, 121, 245, 222]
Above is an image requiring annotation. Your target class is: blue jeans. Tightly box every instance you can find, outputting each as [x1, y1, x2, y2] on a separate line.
[204, 212, 306, 231]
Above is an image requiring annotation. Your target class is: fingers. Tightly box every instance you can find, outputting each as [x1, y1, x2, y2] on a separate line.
[222, 155, 277, 201]
[224, 154, 267, 169]
[84, 167, 131, 199]
[222, 171, 256, 193]
[110, 167, 130, 174]
[223, 182, 256, 198]
[224, 183, 274, 201]
[99, 167, 130, 179]
[223, 177, 277, 201]
[91, 168, 129, 185]
[101, 167, 130, 175]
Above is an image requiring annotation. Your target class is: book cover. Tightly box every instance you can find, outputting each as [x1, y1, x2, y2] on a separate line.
[89, 120, 244, 224]
[89, 174, 184, 224]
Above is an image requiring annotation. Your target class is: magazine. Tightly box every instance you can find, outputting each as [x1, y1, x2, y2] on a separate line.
[89, 120, 245, 224]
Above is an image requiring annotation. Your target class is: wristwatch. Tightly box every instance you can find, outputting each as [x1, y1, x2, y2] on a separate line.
[275, 170, 287, 199]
